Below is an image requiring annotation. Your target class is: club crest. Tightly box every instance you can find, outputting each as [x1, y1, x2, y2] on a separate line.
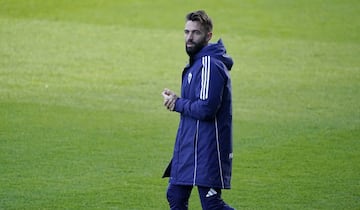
[188, 73, 192, 84]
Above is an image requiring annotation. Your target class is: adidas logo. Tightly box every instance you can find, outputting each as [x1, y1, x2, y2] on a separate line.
[206, 188, 218, 198]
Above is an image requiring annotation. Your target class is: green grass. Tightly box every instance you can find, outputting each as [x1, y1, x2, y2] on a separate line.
[1, 0, 359, 209]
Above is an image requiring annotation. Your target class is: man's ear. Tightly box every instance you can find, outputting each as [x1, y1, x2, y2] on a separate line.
[206, 32, 213, 42]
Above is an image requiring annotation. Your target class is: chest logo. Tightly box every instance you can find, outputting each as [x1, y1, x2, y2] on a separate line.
[188, 73, 192, 84]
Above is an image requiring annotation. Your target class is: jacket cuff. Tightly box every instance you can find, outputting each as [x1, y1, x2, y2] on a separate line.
[174, 98, 183, 113]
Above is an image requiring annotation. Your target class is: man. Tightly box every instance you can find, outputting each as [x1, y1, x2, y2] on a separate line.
[162, 10, 234, 210]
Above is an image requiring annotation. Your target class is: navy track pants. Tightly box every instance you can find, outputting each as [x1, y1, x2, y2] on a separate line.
[166, 184, 235, 210]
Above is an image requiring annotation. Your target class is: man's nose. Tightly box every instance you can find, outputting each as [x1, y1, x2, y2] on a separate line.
[186, 33, 193, 41]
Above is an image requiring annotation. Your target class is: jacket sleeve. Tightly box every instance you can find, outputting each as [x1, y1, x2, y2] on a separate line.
[174, 60, 226, 120]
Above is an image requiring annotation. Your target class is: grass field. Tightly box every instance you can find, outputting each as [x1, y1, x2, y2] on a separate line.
[1, 0, 359, 209]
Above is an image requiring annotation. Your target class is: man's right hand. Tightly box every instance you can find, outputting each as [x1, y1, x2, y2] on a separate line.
[162, 88, 178, 111]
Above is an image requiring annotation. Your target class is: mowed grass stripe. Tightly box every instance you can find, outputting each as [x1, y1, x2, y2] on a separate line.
[0, 18, 184, 110]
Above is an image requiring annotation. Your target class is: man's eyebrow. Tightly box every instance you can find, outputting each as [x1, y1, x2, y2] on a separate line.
[184, 29, 201, 32]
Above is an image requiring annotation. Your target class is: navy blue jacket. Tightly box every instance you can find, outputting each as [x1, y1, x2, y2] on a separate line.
[167, 39, 234, 189]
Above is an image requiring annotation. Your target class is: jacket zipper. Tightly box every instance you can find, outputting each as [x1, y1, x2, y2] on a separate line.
[193, 120, 199, 185]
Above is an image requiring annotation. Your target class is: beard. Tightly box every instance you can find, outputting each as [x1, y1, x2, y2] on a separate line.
[185, 37, 207, 56]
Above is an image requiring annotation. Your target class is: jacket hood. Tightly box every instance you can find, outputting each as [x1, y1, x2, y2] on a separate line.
[194, 39, 233, 71]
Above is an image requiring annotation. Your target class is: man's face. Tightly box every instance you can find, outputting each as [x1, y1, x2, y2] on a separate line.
[184, 21, 211, 56]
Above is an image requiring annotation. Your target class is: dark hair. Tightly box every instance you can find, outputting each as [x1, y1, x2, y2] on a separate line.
[186, 10, 213, 33]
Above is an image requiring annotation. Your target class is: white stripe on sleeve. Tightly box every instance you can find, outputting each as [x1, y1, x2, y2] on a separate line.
[200, 56, 211, 100]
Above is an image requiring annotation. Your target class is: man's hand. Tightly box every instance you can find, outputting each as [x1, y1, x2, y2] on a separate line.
[162, 88, 178, 111]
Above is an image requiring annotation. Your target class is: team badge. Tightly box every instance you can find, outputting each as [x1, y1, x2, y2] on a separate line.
[188, 73, 192, 84]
